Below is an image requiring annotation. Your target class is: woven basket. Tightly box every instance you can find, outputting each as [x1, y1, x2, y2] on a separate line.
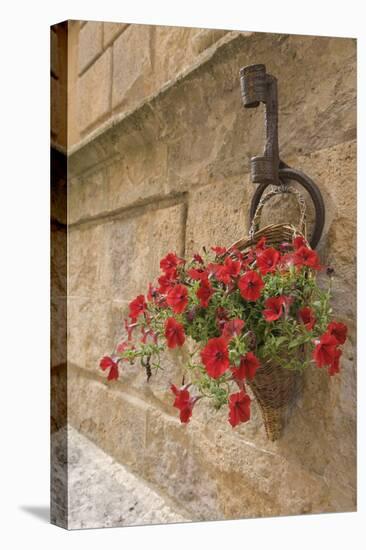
[229, 185, 308, 441]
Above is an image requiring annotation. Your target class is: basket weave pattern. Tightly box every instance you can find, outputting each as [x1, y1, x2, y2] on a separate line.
[229, 186, 308, 441]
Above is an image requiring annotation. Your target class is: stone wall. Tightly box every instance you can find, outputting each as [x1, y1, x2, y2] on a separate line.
[58, 22, 357, 521]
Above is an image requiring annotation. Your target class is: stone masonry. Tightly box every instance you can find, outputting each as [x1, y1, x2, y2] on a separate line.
[51, 21, 357, 526]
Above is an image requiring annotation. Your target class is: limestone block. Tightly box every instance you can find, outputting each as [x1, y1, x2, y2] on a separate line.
[67, 297, 127, 373]
[78, 21, 103, 74]
[68, 369, 148, 473]
[68, 202, 186, 301]
[153, 26, 202, 88]
[185, 175, 251, 256]
[77, 48, 112, 132]
[68, 141, 168, 224]
[112, 25, 152, 110]
[103, 22, 129, 47]
[192, 29, 229, 55]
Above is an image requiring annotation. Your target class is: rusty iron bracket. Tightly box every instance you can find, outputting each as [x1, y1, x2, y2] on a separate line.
[240, 64, 325, 248]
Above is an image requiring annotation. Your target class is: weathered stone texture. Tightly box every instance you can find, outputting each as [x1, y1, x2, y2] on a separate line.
[103, 22, 128, 47]
[112, 25, 152, 110]
[63, 25, 357, 524]
[78, 21, 103, 74]
[77, 48, 112, 132]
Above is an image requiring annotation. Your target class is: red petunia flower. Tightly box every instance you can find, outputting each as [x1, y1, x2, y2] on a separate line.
[166, 284, 188, 313]
[201, 337, 230, 378]
[328, 347, 342, 376]
[129, 295, 147, 319]
[160, 252, 184, 275]
[231, 352, 260, 381]
[298, 306, 316, 330]
[187, 268, 208, 282]
[228, 390, 251, 427]
[207, 263, 231, 285]
[327, 322, 348, 345]
[224, 257, 242, 278]
[165, 317, 186, 348]
[278, 252, 295, 270]
[100, 356, 119, 381]
[263, 296, 287, 322]
[255, 236, 267, 251]
[211, 246, 227, 256]
[312, 332, 339, 368]
[158, 271, 177, 294]
[294, 246, 321, 270]
[197, 279, 214, 307]
[256, 247, 281, 275]
[238, 271, 264, 301]
[293, 235, 307, 250]
[222, 319, 245, 341]
[170, 384, 196, 423]
[229, 247, 244, 262]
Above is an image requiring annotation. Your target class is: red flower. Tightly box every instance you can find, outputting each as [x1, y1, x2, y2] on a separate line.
[207, 263, 231, 285]
[255, 236, 267, 251]
[158, 271, 177, 294]
[293, 235, 307, 250]
[166, 284, 188, 313]
[170, 384, 195, 423]
[160, 252, 184, 275]
[211, 246, 227, 256]
[327, 322, 348, 345]
[187, 268, 208, 282]
[100, 356, 119, 381]
[299, 306, 316, 330]
[197, 279, 214, 307]
[256, 247, 281, 275]
[263, 296, 287, 322]
[312, 332, 339, 368]
[224, 257, 241, 278]
[201, 337, 230, 378]
[129, 295, 147, 319]
[238, 271, 264, 301]
[231, 352, 260, 381]
[228, 390, 251, 427]
[294, 246, 321, 270]
[222, 319, 245, 340]
[165, 317, 185, 348]
[279, 252, 295, 270]
[328, 348, 342, 376]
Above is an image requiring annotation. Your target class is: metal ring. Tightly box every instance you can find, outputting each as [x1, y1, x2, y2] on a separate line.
[249, 167, 325, 248]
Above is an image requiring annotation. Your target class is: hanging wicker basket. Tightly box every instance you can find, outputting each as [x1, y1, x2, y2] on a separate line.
[229, 185, 308, 441]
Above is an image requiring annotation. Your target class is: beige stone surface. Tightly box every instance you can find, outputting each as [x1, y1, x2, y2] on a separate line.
[68, 368, 355, 520]
[77, 48, 112, 132]
[78, 21, 103, 74]
[55, 24, 357, 525]
[191, 28, 229, 55]
[112, 25, 152, 110]
[103, 22, 129, 46]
